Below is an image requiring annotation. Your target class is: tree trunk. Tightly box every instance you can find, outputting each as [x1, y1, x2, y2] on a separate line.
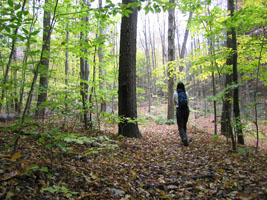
[143, 15, 152, 113]
[36, 0, 51, 119]
[65, 22, 69, 112]
[79, 0, 90, 129]
[0, 0, 27, 112]
[157, 13, 167, 77]
[147, 17, 157, 95]
[230, 0, 244, 145]
[208, 37, 218, 135]
[167, 0, 175, 120]
[98, 0, 106, 112]
[179, 11, 193, 71]
[118, 0, 141, 138]
[221, 0, 236, 151]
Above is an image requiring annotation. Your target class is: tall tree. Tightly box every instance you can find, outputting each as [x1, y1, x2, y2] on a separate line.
[118, 0, 141, 138]
[98, 0, 106, 112]
[221, 0, 236, 151]
[65, 22, 69, 112]
[167, 0, 175, 120]
[140, 14, 152, 113]
[35, 0, 51, 118]
[179, 11, 193, 71]
[80, 0, 90, 129]
[230, 0, 244, 145]
[157, 13, 167, 75]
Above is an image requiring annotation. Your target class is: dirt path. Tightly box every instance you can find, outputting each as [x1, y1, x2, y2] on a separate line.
[0, 122, 266, 199]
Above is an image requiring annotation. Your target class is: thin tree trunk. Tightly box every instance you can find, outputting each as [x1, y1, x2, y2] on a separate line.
[142, 15, 152, 113]
[179, 11, 193, 72]
[12, 48, 19, 112]
[254, 39, 264, 153]
[208, 37, 218, 135]
[111, 23, 118, 115]
[98, 0, 106, 112]
[65, 22, 69, 112]
[0, 0, 27, 112]
[148, 17, 157, 95]
[157, 13, 166, 76]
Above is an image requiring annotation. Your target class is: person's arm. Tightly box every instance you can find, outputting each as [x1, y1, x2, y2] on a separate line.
[173, 92, 178, 106]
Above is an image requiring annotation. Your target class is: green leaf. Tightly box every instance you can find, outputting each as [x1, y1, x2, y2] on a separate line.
[31, 30, 40, 35]
[45, 144, 53, 149]
[4, 26, 11, 33]
[22, 27, 28, 34]
[14, 4, 21, 10]
[41, 187, 56, 193]
[29, 165, 39, 171]
[39, 137, 45, 143]
[40, 167, 49, 172]
[8, 0, 13, 7]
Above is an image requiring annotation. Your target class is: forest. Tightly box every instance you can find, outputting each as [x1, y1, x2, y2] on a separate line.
[0, 0, 266, 199]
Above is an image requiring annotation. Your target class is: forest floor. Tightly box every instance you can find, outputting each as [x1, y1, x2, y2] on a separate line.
[0, 117, 267, 199]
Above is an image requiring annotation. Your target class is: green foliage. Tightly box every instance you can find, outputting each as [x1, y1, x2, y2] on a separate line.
[213, 135, 219, 142]
[41, 185, 78, 198]
[152, 115, 175, 125]
[237, 147, 252, 155]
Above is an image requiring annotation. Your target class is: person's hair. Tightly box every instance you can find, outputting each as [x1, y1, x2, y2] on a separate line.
[177, 82, 185, 92]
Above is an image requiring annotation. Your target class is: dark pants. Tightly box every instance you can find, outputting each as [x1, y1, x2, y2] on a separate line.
[176, 107, 189, 141]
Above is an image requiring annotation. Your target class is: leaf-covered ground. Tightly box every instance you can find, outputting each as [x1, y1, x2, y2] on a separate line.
[0, 121, 266, 199]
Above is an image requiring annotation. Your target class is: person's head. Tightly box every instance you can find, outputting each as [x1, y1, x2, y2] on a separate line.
[177, 82, 185, 92]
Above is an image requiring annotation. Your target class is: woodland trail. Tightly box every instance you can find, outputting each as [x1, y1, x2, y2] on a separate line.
[0, 122, 267, 199]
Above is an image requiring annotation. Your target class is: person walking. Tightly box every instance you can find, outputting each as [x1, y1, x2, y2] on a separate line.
[173, 82, 189, 146]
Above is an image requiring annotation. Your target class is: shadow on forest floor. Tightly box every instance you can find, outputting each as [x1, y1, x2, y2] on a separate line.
[0, 119, 266, 199]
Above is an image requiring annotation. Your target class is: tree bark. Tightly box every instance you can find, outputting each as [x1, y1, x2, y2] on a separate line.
[35, 0, 51, 119]
[148, 17, 157, 95]
[221, 0, 236, 151]
[65, 22, 69, 112]
[79, 0, 90, 129]
[157, 13, 167, 77]
[142, 15, 152, 113]
[167, 0, 175, 120]
[98, 0, 106, 112]
[179, 11, 193, 71]
[230, 0, 244, 145]
[118, 0, 141, 138]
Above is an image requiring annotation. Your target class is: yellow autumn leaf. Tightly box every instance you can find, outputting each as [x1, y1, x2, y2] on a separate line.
[11, 152, 22, 161]
[6, 191, 15, 199]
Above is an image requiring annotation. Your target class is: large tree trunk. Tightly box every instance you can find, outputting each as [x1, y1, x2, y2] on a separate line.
[221, 0, 236, 151]
[35, 0, 51, 119]
[230, 0, 244, 145]
[167, 0, 175, 120]
[118, 0, 141, 138]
